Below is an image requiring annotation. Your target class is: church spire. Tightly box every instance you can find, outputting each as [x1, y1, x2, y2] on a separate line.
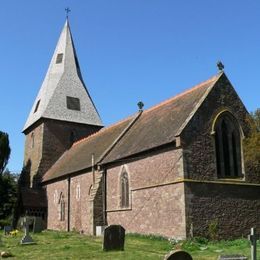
[23, 19, 102, 132]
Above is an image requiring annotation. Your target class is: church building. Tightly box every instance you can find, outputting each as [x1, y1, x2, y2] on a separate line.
[22, 19, 260, 239]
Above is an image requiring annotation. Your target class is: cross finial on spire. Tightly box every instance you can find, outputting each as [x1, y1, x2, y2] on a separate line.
[65, 7, 71, 18]
[137, 101, 144, 111]
[217, 61, 224, 72]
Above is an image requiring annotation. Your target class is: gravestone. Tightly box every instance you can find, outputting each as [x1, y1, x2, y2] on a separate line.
[164, 250, 193, 260]
[3, 226, 12, 235]
[248, 227, 259, 260]
[103, 225, 125, 251]
[32, 217, 43, 233]
[218, 255, 247, 260]
[20, 217, 35, 245]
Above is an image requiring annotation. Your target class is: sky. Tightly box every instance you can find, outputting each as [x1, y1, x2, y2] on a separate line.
[0, 1, 259, 173]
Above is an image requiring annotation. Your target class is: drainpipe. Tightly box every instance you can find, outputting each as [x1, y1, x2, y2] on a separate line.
[92, 153, 95, 185]
[102, 168, 107, 225]
[67, 177, 71, 232]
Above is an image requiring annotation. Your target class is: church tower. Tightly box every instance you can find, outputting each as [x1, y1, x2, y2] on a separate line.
[22, 19, 103, 188]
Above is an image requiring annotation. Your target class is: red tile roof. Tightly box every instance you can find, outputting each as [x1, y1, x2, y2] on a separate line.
[42, 73, 221, 183]
[42, 114, 136, 182]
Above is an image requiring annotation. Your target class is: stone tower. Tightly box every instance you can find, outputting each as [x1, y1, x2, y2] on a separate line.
[22, 19, 103, 188]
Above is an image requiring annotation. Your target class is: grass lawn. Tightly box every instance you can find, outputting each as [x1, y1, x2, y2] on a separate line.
[0, 230, 259, 259]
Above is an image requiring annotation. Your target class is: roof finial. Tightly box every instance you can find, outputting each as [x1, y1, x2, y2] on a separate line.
[137, 101, 144, 111]
[217, 61, 224, 72]
[65, 7, 71, 19]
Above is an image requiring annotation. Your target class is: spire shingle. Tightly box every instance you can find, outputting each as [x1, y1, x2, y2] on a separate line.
[23, 19, 102, 132]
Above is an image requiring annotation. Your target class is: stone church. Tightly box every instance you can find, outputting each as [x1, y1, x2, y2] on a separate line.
[21, 19, 260, 239]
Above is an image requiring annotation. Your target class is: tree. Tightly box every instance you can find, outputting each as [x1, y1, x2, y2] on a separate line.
[243, 108, 260, 178]
[0, 131, 11, 174]
[0, 169, 17, 221]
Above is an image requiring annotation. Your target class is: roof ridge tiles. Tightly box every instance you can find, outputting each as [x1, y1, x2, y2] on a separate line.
[143, 73, 220, 115]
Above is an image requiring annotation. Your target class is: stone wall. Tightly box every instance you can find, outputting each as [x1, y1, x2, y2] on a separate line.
[69, 173, 94, 234]
[181, 74, 257, 182]
[106, 147, 186, 238]
[185, 181, 260, 239]
[24, 119, 101, 188]
[46, 170, 103, 235]
[24, 122, 44, 187]
[46, 180, 68, 231]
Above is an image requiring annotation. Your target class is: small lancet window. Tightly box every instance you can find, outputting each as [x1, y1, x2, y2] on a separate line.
[214, 112, 242, 178]
[56, 53, 63, 64]
[66, 96, 81, 111]
[34, 100, 41, 113]
[58, 193, 65, 221]
[31, 132, 34, 148]
[120, 168, 129, 208]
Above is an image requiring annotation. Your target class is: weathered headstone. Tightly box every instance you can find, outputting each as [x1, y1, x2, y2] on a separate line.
[32, 217, 43, 233]
[248, 227, 259, 260]
[20, 217, 35, 245]
[218, 255, 247, 260]
[164, 250, 193, 260]
[103, 225, 125, 251]
[3, 226, 12, 235]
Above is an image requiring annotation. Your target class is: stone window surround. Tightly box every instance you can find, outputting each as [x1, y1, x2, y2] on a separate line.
[58, 193, 65, 221]
[211, 109, 245, 179]
[119, 165, 131, 209]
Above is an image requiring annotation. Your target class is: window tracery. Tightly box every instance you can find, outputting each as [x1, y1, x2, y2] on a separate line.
[214, 112, 242, 178]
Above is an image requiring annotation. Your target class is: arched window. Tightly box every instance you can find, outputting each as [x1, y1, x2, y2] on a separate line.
[214, 112, 242, 178]
[58, 193, 65, 221]
[120, 168, 129, 208]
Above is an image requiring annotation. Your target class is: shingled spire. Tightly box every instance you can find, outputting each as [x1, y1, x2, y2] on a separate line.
[23, 19, 102, 132]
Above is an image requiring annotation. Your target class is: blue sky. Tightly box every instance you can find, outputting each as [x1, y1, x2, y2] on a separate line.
[0, 1, 259, 173]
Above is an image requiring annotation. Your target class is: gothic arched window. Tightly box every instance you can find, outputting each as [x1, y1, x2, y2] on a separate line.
[214, 112, 242, 178]
[120, 168, 129, 208]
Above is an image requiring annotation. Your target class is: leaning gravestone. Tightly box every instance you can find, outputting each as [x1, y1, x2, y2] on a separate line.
[20, 217, 35, 245]
[218, 256, 247, 260]
[164, 250, 193, 260]
[103, 225, 125, 251]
